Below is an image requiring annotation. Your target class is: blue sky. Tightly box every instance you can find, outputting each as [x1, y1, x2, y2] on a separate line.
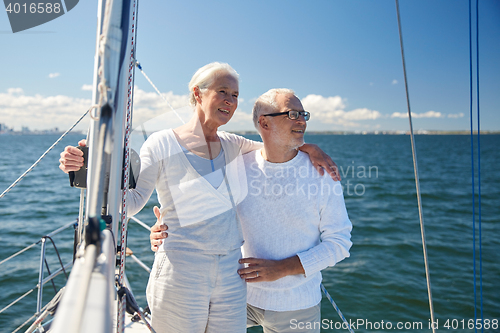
[1, 0, 499, 132]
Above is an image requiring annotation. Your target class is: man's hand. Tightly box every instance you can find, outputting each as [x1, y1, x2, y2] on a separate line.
[237, 256, 305, 282]
[299, 143, 341, 181]
[150, 206, 168, 252]
[59, 139, 87, 173]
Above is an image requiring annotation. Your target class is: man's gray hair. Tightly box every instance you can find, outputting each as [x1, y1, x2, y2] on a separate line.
[188, 62, 239, 106]
[252, 88, 295, 133]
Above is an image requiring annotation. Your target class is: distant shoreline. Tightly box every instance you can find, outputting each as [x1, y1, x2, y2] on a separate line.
[233, 130, 500, 135]
[0, 131, 86, 136]
[1, 130, 499, 136]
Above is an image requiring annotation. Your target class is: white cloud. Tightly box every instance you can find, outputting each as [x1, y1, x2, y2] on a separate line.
[302, 94, 345, 112]
[391, 111, 443, 118]
[343, 108, 381, 120]
[392, 79, 398, 85]
[48, 73, 60, 79]
[9, 87, 448, 132]
[0, 86, 195, 132]
[134, 88, 189, 110]
[301, 94, 380, 127]
[390, 112, 406, 118]
[129, 87, 192, 131]
[0, 88, 91, 131]
[416, 111, 443, 118]
[7, 88, 24, 95]
[81, 84, 93, 91]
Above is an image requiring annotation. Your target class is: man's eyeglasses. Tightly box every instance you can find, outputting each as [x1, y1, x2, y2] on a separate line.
[263, 110, 310, 121]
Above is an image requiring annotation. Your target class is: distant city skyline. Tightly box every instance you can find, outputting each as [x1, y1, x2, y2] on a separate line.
[1, 0, 498, 133]
[2, 122, 497, 137]
[0, 122, 65, 134]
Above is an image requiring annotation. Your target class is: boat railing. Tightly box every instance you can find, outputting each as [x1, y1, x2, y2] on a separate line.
[127, 217, 153, 273]
[0, 220, 76, 332]
[49, 216, 156, 333]
[36, 234, 71, 314]
[0, 215, 155, 333]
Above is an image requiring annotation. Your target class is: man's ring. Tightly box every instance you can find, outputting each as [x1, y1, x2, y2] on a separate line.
[256, 272, 259, 278]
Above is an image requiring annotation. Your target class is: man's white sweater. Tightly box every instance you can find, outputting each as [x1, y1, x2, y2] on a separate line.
[238, 149, 352, 312]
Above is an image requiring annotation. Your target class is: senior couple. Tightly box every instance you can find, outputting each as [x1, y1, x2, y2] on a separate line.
[60, 62, 352, 333]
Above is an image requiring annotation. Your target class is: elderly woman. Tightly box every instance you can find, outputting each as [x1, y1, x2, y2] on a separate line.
[59, 62, 338, 332]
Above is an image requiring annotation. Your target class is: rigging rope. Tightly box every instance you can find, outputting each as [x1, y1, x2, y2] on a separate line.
[469, 0, 483, 331]
[475, 0, 484, 326]
[0, 288, 34, 315]
[0, 221, 75, 266]
[135, 60, 186, 124]
[394, 1, 436, 332]
[118, 0, 139, 331]
[0, 242, 37, 266]
[321, 284, 354, 333]
[129, 216, 151, 231]
[11, 311, 38, 333]
[0, 108, 89, 200]
[44, 236, 70, 280]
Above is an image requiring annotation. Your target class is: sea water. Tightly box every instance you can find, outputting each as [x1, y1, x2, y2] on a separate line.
[0, 134, 499, 332]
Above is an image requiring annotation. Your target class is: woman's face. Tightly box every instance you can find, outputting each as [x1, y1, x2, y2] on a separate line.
[197, 73, 239, 127]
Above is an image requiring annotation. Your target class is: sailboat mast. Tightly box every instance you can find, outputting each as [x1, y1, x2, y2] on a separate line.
[50, 0, 138, 331]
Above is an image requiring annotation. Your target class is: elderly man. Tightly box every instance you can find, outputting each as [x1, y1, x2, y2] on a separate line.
[151, 88, 352, 333]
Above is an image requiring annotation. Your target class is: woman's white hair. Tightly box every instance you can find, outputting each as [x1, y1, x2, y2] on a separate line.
[188, 62, 239, 106]
[252, 88, 295, 133]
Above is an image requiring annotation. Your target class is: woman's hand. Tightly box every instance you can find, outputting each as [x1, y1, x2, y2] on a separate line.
[59, 139, 87, 173]
[150, 206, 168, 252]
[299, 143, 341, 181]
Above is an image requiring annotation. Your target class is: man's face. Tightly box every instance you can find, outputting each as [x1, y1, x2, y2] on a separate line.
[265, 93, 307, 149]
